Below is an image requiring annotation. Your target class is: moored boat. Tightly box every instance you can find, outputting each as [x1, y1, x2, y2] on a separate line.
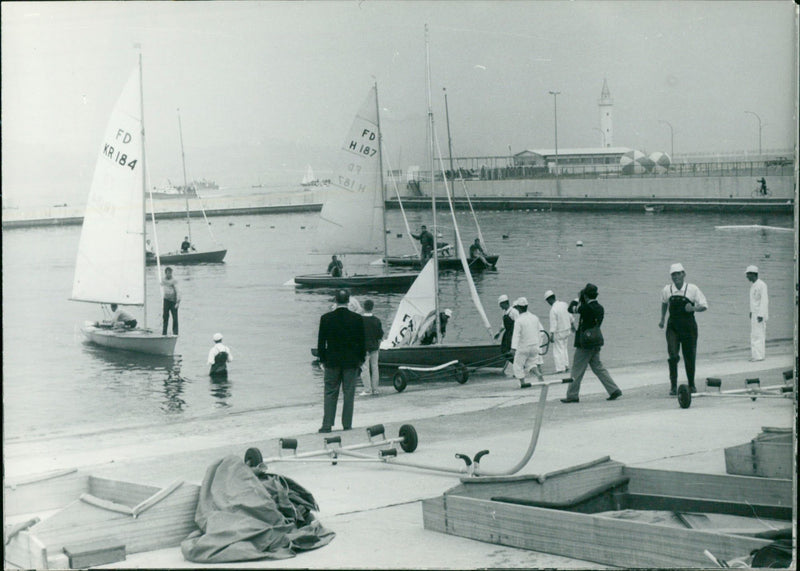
[384, 253, 499, 270]
[146, 248, 227, 265]
[293, 271, 419, 288]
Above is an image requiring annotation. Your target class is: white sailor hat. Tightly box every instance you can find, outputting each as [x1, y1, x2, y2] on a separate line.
[543, 290, 555, 300]
[745, 265, 759, 274]
[669, 263, 685, 274]
[213, 333, 223, 342]
[513, 297, 528, 307]
[498, 294, 509, 304]
[444, 308, 453, 317]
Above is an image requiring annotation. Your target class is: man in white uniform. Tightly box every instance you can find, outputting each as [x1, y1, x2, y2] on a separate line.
[544, 290, 572, 373]
[746, 265, 768, 361]
[510, 297, 545, 389]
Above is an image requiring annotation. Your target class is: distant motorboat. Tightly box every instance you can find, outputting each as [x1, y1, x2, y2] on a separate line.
[643, 204, 664, 213]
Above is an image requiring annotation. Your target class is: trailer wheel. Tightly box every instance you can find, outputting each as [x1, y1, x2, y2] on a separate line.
[244, 447, 263, 467]
[393, 370, 409, 392]
[677, 385, 692, 409]
[399, 424, 418, 452]
[455, 363, 469, 384]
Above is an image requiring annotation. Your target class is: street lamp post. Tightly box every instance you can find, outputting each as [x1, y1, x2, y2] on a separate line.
[744, 110, 762, 156]
[548, 91, 560, 176]
[658, 120, 674, 158]
[592, 127, 606, 148]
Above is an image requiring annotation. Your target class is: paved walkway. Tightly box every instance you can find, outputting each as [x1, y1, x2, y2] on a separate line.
[4, 345, 795, 569]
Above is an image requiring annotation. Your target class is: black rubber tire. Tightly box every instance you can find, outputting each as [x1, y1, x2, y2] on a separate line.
[366, 424, 385, 438]
[399, 424, 418, 453]
[677, 385, 692, 409]
[455, 363, 469, 384]
[393, 370, 409, 392]
[280, 438, 298, 450]
[244, 447, 263, 467]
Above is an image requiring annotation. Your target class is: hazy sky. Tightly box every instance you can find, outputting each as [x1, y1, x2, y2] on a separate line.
[2, 1, 796, 207]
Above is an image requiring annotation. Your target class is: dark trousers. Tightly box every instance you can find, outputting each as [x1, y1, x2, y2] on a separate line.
[566, 347, 619, 400]
[322, 365, 357, 430]
[162, 299, 179, 335]
[666, 320, 698, 388]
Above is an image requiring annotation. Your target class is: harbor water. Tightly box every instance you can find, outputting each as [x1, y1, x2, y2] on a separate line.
[2, 208, 794, 440]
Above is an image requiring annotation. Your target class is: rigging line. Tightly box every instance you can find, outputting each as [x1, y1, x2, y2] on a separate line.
[431, 120, 494, 339]
[443, 140, 487, 249]
[381, 140, 419, 256]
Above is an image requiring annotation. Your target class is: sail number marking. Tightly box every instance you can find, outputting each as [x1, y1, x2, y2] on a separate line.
[101, 129, 138, 171]
[346, 128, 378, 157]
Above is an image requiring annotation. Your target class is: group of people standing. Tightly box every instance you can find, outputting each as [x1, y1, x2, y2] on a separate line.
[500, 261, 768, 401]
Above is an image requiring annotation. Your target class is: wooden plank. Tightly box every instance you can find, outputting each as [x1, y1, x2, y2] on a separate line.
[3, 530, 48, 569]
[624, 493, 792, 521]
[725, 440, 793, 479]
[624, 466, 792, 507]
[63, 538, 126, 568]
[4, 471, 89, 517]
[422, 495, 773, 568]
[450, 459, 625, 504]
[88, 476, 160, 505]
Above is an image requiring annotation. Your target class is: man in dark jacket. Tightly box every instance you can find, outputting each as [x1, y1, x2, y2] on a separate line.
[561, 283, 622, 403]
[317, 289, 365, 432]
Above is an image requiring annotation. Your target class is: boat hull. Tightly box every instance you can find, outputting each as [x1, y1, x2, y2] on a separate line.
[81, 324, 178, 356]
[293, 272, 419, 288]
[384, 254, 499, 270]
[379, 343, 506, 371]
[146, 249, 227, 265]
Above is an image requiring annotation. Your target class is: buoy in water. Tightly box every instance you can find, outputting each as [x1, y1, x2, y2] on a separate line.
[765, 253, 771, 258]
[229, 222, 234, 226]
[576, 240, 584, 247]
[300, 226, 306, 229]
[270, 225, 275, 229]
[502, 234, 509, 239]
[396, 233, 402, 238]
[246, 224, 250, 227]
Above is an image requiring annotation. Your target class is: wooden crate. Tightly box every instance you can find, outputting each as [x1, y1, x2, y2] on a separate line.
[724, 427, 793, 479]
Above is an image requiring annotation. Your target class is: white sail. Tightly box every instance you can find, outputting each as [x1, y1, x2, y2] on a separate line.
[381, 259, 437, 348]
[72, 67, 145, 305]
[302, 164, 315, 185]
[312, 86, 384, 254]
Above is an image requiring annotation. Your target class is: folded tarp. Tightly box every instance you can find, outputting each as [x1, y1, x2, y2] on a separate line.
[181, 455, 335, 562]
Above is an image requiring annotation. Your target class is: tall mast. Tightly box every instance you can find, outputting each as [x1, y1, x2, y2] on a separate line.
[443, 87, 454, 174]
[138, 52, 148, 328]
[177, 108, 192, 243]
[425, 25, 441, 344]
[375, 82, 388, 258]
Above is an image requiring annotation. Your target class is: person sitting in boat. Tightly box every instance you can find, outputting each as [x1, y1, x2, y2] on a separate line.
[208, 332, 232, 377]
[103, 303, 137, 330]
[411, 225, 435, 262]
[180, 236, 195, 253]
[327, 255, 343, 277]
[469, 238, 491, 266]
[145, 239, 156, 260]
[436, 232, 453, 257]
[419, 308, 452, 345]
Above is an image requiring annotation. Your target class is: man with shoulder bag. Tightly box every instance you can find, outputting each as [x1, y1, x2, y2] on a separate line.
[561, 283, 622, 404]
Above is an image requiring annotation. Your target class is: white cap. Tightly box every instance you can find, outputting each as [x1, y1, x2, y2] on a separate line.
[669, 263, 685, 274]
[498, 294, 509, 304]
[444, 308, 453, 317]
[543, 290, 555, 300]
[513, 297, 528, 307]
[745, 265, 759, 274]
[213, 333, 223, 342]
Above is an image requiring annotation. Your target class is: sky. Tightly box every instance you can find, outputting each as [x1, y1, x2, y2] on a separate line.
[2, 1, 797, 207]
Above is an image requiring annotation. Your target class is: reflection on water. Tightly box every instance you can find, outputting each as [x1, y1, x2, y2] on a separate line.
[162, 369, 188, 414]
[209, 373, 232, 408]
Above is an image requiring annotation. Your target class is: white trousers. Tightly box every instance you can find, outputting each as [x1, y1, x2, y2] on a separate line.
[362, 350, 380, 392]
[513, 346, 543, 381]
[750, 317, 766, 360]
[551, 330, 571, 372]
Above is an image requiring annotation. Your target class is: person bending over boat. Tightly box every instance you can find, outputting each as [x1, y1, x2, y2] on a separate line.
[327, 255, 343, 277]
[208, 332, 232, 377]
[509, 297, 545, 389]
[103, 303, 137, 330]
[469, 238, 492, 267]
[419, 308, 451, 345]
[411, 225, 435, 263]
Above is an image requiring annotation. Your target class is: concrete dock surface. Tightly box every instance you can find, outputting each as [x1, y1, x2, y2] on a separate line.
[4, 343, 795, 569]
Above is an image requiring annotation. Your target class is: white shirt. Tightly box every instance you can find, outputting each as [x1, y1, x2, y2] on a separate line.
[548, 300, 572, 333]
[208, 343, 233, 365]
[511, 311, 544, 350]
[660, 283, 708, 310]
[750, 278, 768, 320]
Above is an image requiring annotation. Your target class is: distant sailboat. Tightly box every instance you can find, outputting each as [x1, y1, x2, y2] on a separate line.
[300, 164, 329, 187]
[292, 84, 418, 289]
[146, 109, 227, 265]
[71, 56, 177, 356]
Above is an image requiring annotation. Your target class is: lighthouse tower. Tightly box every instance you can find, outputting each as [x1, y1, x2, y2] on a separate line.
[598, 78, 613, 147]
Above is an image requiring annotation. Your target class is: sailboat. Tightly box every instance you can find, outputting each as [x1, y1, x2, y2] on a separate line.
[292, 84, 419, 289]
[146, 109, 227, 265]
[71, 56, 178, 356]
[378, 26, 503, 373]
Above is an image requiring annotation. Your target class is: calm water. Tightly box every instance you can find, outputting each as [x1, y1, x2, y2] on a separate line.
[2, 208, 794, 439]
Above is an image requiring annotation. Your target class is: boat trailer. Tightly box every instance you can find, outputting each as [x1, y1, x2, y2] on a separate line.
[677, 369, 795, 408]
[245, 377, 572, 478]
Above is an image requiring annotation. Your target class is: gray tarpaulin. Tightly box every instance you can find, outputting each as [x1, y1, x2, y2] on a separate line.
[181, 455, 335, 563]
